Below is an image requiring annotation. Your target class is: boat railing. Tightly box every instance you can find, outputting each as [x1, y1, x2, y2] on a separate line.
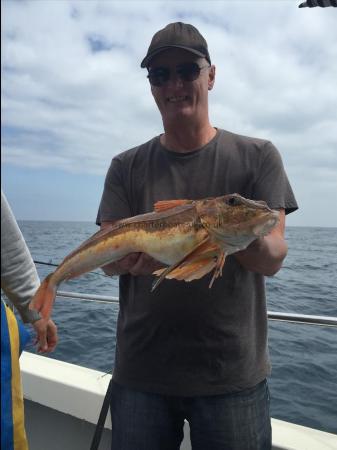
[2, 289, 336, 327]
[56, 290, 337, 328]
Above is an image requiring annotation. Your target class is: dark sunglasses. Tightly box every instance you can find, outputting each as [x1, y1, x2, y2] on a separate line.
[147, 62, 210, 87]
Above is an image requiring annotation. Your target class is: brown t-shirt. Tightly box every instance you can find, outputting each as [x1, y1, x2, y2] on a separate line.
[97, 128, 298, 396]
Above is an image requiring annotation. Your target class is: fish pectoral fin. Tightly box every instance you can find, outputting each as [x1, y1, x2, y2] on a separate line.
[160, 257, 217, 282]
[152, 256, 216, 291]
[152, 267, 166, 277]
[151, 237, 223, 291]
[151, 236, 211, 291]
[165, 248, 227, 287]
[153, 199, 192, 212]
[208, 250, 227, 288]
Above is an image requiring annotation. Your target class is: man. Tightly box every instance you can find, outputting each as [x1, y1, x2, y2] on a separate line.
[97, 22, 298, 450]
[1, 189, 58, 450]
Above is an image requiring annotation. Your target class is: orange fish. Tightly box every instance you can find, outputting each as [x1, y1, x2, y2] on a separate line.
[30, 193, 279, 318]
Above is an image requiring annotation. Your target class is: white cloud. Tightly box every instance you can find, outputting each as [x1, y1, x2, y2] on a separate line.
[1, 0, 337, 225]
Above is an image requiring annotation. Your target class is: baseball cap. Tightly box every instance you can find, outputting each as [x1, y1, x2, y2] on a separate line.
[141, 22, 211, 68]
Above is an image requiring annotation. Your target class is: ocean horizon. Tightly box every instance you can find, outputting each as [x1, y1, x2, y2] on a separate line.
[4, 220, 337, 434]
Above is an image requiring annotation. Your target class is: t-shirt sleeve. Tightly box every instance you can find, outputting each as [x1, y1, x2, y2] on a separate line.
[1, 190, 41, 323]
[96, 157, 132, 225]
[252, 141, 298, 215]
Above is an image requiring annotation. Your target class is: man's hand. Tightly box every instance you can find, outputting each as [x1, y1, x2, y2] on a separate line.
[100, 221, 164, 276]
[128, 253, 164, 276]
[32, 318, 58, 353]
[234, 209, 288, 276]
[102, 252, 164, 277]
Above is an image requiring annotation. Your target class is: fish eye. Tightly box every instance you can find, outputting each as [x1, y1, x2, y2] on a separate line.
[227, 196, 238, 206]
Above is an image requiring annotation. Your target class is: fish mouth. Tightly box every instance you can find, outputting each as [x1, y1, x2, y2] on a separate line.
[230, 195, 279, 232]
[241, 197, 271, 212]
[237, 197, 280, 228]
[252, 210, 280, 236]
[201, 194, 280, 239]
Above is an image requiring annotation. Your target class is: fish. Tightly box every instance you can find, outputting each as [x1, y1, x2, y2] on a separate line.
[29, 193, 279, 319]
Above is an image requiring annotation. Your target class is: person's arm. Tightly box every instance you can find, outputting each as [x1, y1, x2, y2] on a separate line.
[31, 318, 58, 353]
[100, 221, 164, 276]
[234, 209, 287, 276]
[1, 190, 58, 353]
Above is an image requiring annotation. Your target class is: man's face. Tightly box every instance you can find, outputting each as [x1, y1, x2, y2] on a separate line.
[147, 48, 215, 123]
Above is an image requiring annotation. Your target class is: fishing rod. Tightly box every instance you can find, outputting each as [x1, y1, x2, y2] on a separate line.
[33, 260, 112, 278]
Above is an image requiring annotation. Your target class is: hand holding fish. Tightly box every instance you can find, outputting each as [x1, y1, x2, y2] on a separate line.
[32, 318, 58, 353]
[234, 209, 287, 276]
[29, 194, 280, 320]
[129, 253, 165, 276]
[101, 252, 164, 276]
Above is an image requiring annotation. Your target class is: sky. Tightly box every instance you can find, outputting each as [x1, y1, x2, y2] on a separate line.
[1, 0, 337, 227]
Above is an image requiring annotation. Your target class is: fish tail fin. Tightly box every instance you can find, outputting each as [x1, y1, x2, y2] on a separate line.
[29, 273, 57, 319]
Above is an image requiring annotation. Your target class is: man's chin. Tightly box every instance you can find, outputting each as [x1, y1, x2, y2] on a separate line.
[165, 106, 193, 119]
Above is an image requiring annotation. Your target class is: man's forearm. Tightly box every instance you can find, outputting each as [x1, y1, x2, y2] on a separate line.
[234, 209, 287, 276]
[234, 234, 288, 276]
[101, 252, 164, 277]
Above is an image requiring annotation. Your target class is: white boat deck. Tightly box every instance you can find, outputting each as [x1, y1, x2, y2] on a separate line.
[21, 352, 337, 450]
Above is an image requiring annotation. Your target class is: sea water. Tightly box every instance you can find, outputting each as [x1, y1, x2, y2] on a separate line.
[12, 222, 337, 434]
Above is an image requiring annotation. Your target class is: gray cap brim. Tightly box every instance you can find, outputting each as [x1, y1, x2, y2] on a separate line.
[141, 45, 209, 68]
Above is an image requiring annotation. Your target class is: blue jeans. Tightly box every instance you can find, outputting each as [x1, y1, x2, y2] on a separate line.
[110, 379, 271, 450]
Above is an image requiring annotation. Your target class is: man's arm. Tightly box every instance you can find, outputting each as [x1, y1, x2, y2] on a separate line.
[100, 221, 164, 276]
[1, 190, 58, 353]
[234, 209, 288, 276]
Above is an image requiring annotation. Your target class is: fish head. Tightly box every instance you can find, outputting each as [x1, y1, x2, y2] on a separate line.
[197, 193, 280, 247]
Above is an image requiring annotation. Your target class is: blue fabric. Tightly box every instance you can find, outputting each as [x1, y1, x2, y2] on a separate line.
[1, 300, 14, 450]
[17, 319, 30, 355]
[110, 379, 271, 450]
[1, 301, 30, 450]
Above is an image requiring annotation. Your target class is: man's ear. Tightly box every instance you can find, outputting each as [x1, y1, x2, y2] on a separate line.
[208, 65, 216, 91]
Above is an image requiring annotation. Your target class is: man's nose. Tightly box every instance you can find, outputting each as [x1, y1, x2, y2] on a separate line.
[167, 72, 184, 88]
